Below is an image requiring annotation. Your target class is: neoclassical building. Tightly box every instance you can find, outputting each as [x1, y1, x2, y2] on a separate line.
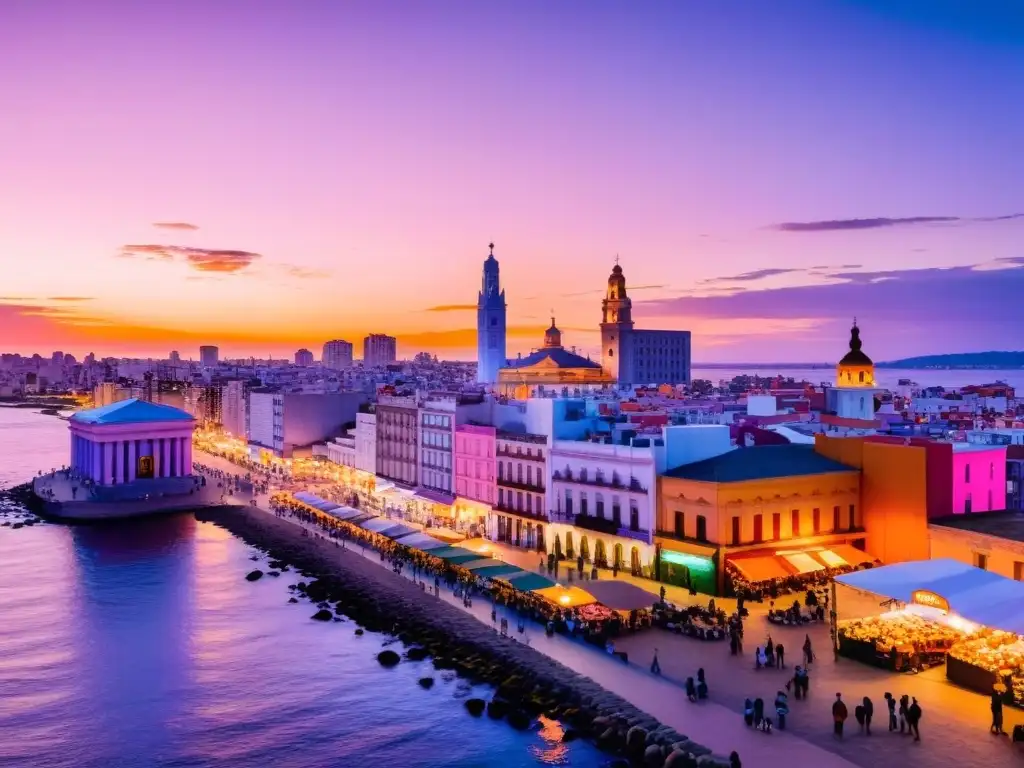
[600, 262, 691, 385]
[69, 398, 196, 485]
[497, 319, 613, 398]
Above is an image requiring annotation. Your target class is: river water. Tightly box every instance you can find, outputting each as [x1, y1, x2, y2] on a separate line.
[0, 408, 604, 768]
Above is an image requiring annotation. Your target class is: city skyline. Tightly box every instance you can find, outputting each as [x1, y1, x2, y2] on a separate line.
[2, 2, 1023, 361]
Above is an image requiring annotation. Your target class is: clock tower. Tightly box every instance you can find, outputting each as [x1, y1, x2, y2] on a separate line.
[600, 260, 634, 382]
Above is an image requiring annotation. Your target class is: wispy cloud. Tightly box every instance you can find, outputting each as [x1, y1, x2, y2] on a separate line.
[424, 304, 477, 312]
[153, 222, 199, 231]
[775, 216, 957, 232]
[774, 213, 1024, 232]
[282, 265, 331, 279]
[701, 268, 801, 285]
[119, 244, 261, 273]
[47, 296, 94, 302]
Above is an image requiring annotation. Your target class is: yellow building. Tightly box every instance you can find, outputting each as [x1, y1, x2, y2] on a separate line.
[929, 513, 1024, 580]
[497, 319, 613, 399]
[657, 444, 867, 594]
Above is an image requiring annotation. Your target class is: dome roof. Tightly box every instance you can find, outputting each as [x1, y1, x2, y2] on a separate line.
[544, 317, 562, 348]
[839, 322, 873, 366]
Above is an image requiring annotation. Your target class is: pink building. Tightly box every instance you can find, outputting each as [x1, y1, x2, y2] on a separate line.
[453, 424, 496, 528]
[952, 444, 1007, 515]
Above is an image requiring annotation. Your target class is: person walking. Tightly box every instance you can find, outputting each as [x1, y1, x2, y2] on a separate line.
[898, 694, 909, 735]
[862, 696, 874, 735]
[651, 648, 661, 675]
[832, 693, 848, 739]
[776, 642, 785, 669]
[803, 634, 814, 665]
[884, 693, 897, 731]
[907, 697, 921, 741]
[991, 685, 1005, 735]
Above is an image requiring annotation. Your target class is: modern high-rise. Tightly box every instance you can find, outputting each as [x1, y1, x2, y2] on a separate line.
[599, 262, 690, 385]
[169, 350, 181, 364]
[294, 348, 314, 367]
[199, 345, 219, 367]
[476, 243, 506, 383]
[363, 334, 397, 367]
[322, 340, 353, 370]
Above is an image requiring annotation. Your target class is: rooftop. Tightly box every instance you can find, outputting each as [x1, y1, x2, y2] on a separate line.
[71, 398, 194, 426]
[505, 347, 603, 370]
[930, 511, 1024, 544]
[662, 444, 857, 483]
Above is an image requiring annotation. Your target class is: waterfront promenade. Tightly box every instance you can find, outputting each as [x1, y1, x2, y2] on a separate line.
[193, 450, 1021, 767]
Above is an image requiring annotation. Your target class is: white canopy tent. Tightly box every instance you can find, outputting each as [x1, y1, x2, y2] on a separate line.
[835, 559, 1024, 634]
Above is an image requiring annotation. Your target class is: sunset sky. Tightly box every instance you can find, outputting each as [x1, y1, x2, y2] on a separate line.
[2, 1, 1022, 362]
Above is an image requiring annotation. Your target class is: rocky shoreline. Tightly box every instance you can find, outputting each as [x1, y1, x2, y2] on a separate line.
[197, 505, 735, 768]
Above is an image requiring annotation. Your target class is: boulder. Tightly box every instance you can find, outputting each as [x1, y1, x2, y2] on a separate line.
[664, 751, 697, 768]
[464, 698, 486, 716]
[12, 523, 24, 529]
[644, 744, 665, 767]
[626, 726, 648, 757]
[245, 570, 263, 582]
[377, 650, 401, 667]
[288, 597, 299, 604]
[268, 571, 281, 577]
[311, 609, 334, 621]
[418, 677, 435, 689]
[506, 709, 531, 730]
[354, 628, 364, 636]
[406, 646, 430, 662]
[487, 698, 510, 719]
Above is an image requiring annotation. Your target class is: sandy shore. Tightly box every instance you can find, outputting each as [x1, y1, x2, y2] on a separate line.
[198, 504, 734, 768]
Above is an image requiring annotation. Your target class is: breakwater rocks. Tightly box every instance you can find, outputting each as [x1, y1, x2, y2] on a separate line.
[197, 506, 734, 768]
[0, 484, 46, 527]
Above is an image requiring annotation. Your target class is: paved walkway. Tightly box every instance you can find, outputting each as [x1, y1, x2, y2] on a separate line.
[199, 456, 1024, 767]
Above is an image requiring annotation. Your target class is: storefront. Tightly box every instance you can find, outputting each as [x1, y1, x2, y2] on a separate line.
[727, 542, 875, 598]
[834, 559, 1024, 706]
[654, 537, 717, 595]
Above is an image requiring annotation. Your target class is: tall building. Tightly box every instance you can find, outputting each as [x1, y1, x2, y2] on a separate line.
[248, 390, 366, 457]
[322, 340, 353, 370]
[199, 345, 219, 367]
[375, 393, 419, 486]
[221, 380, 248, 438]
[294, 348, 314, 367]
[52, 351, 64, 365]
[476, 243, 506, 383]
[363, 334, 397, 367]
[169, 350, 181, 364]
[600, 262, 690, 385]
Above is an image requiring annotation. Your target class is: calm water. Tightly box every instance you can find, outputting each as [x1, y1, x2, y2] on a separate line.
[0, 408, 604, 768]
[691, 366, 1024, 391]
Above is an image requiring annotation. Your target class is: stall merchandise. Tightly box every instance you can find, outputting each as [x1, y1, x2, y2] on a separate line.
[837, 612, 963, 670]
[948, 631, 1024, 705]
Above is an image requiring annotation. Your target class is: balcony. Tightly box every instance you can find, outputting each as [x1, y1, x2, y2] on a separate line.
[616, 526, 651, 543]
[493, 502, 549, 522]
[496, 477, 545, 493]
[551, 469, 647, 493]
[496, 446, 545, 460]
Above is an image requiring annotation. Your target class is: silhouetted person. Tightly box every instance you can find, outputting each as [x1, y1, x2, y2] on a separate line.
[832, 693, 848, 739]
[862, 696, 874, 735]
[803, 634, 813, 665]
[899, 694, 909, 734]
[991, 687, 1005, 735]
[907, 697, 921, 741]
[729, 751, 741, 768]
[776, 642, 785, 668]
[884, 692, 897, 731]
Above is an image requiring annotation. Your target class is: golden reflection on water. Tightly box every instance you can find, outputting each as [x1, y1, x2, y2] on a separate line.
[529, 714, 570, 765]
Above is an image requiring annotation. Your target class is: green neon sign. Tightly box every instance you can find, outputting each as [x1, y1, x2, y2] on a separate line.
[661, 550, 714, 571]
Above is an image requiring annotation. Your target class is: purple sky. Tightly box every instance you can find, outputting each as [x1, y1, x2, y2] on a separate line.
[1, 1, 1022, 361]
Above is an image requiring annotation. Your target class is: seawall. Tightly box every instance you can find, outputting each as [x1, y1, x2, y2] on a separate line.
[198, 505, 732, 768]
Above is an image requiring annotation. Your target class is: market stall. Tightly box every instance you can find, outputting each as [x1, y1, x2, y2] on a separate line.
[835, 559, 1024, 702]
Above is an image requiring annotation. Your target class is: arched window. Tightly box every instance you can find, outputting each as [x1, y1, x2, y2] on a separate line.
[858, 371, 864, 383]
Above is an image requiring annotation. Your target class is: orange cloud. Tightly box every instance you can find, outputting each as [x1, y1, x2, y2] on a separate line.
[424, 304, 478, 312]
[153, 222, 199, 230]
[119, 244, 261, 273]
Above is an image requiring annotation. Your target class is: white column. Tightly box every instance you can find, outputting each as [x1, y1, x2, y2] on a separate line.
[185, 437, 193, 475]
[154, 439, 163, 478]
[177, 437, 185, 478]
[101, 442, 111, 485]
[128, 440, 137, 483]
[161, 438, 170, 478]
[91, 439, 100, 483]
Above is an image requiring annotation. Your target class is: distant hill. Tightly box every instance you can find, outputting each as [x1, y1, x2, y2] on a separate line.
[878, 351, 1024, 369]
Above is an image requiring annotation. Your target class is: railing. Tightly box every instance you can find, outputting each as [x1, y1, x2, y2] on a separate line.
[493, 503, 549, 522]
[496, 477, 545, 493]
[616, 526, 651, 543]
[496, 447, 545, 460]
[572, 513, 619, 535]
[551, 470, 646, 493]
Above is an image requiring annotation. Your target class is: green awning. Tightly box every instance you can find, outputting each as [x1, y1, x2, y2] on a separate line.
[429, 546, 481, 564]
[498, 571, 556, 591]
[472, 564, 525, 579]
[461, 558, 507, 571]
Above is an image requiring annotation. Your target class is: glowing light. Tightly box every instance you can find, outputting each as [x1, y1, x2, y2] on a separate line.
[559, 595, 570, 604]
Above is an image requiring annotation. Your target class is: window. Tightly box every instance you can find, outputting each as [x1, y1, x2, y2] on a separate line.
[612, 498, 622, 524]
[791, 509, 800, 537]
[595, 493, 605, 517]
[580, 492, 588, 516]
[674, 511, 684, 538]
[696, 515, 707, 543]
[516, 491, 523, 511]
[630, 501, 640, 531]
[965, 464, 971, 483]
[974, 552, 988, 570]
[526, 465, 532, 486]
[564, 490, 572, 516]
[1015, 562, 1024, 582]
[498, 488, 505, 506]
[965, 494, 972, 514]
[813, 508, 821, 534]
[731, 516, 741, 545]
[772, 513, 781, 541]
[517, 463, 523, 483]
[832, 505, 841, 532]
[753, 514, 763, 544]
[848, 504, 856, 530]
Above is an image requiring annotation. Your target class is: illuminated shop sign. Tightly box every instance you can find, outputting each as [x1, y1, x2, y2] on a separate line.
[911, 590, 949, 612]
[661, 550, 714, 572]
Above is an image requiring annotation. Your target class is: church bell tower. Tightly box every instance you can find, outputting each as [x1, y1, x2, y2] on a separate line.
[600, 259, 634, 382]
[476, 243, 507, 383]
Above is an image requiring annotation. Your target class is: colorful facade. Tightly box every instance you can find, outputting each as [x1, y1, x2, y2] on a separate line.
[492, 430, 549, 550]
[454, 424, 496, 533]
